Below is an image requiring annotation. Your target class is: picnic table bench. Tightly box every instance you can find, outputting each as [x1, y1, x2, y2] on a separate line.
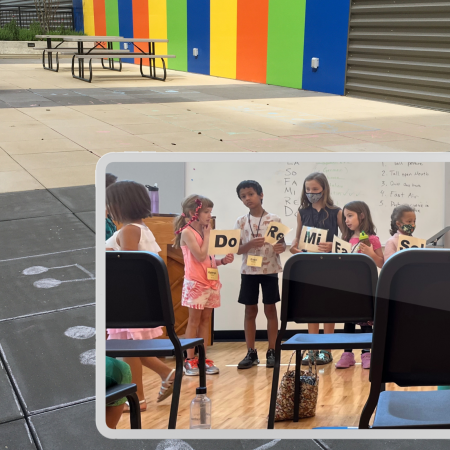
[35, 35, 124, 72]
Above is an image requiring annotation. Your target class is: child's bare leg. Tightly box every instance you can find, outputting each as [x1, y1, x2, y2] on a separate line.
[197, 308, 213, 355]
[244, 304, 258, 349]
[140, 356, 173, 380]
[264, 303, 278, 350]
[184, 308, 203, 359]
[106, 404, 124, 429]
[308, 323, 320, 334]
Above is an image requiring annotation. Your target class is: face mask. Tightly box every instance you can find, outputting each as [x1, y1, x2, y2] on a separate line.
[306, 192, 323, 204]
[400, 223, 415, 236]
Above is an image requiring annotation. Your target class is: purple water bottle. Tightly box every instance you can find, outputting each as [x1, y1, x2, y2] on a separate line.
[146, 184, 159, 215]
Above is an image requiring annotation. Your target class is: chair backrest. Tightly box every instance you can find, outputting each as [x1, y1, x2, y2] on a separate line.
[106, 251, 175, 329]
[371, 248, 450, 387]
[281, 253, 378, 324]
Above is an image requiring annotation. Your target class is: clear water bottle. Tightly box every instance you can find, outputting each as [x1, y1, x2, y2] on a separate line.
[190, 387, 211, 429]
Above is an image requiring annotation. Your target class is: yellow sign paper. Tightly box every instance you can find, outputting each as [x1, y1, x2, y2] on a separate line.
[332, 235, 352, 254]
[264, 221, 292, 245]
[397, 235, 426, 251]
[298, 226, 328, 253]
[208, 229, 241, 255]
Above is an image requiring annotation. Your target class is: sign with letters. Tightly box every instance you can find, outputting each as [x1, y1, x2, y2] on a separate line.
[397, 235, 426, 252]
[264, 222, 291, 245]
[332, 235, 352, 254]
[208, 230, 241, 255]
[298, 227, 328, 253]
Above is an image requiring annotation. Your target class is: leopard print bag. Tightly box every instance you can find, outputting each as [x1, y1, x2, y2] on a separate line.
[274, 350, 319, 421]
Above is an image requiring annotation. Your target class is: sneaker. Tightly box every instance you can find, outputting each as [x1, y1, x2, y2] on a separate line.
[335, 352, 356, 369]
[205, 359, 219, 375]
[266, 349, 276, 368]
[237, 348, 259, 369]
[301, 350, 319, 366]
[183, 358, 199, 376]
[316, 350, 333, 365]
[361, 352, 371, 369]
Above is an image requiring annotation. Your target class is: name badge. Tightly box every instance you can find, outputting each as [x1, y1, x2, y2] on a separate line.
[247, 255, 263, 267]
[207, 268, 219, 280]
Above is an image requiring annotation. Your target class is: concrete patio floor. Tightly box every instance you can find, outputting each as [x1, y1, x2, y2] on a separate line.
[1, 57, 449, 193]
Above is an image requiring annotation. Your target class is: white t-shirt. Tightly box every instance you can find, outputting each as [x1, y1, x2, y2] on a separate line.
[105, 223, 161, 253]
[234, 211, 283, 275]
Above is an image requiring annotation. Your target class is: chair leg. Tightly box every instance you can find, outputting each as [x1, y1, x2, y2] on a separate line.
[168, 358, 183, 429]
[197, 343, 206, 388]
[267, 347, 281, 429]
[293, 350, 301, 422]
[359, 385, 380, 429]
[126, 392, 141, 429]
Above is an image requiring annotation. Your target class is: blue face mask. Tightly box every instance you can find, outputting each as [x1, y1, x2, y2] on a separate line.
[306, 192, 323, 204]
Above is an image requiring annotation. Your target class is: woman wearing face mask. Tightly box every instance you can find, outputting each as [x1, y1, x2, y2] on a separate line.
[384, 205, 417, 261]
[290, 172, 345, 366]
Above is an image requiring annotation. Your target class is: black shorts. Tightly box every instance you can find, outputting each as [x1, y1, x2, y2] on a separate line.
[238, 274, 281, 306]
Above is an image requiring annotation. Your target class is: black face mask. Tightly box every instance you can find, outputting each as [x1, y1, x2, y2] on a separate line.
[400, 223, 415, 236]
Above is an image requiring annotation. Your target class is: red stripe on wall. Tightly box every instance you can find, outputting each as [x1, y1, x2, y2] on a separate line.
[132, 0, 150, 65]
[236, 0, 269, 84]
[93, 0, 106, 36]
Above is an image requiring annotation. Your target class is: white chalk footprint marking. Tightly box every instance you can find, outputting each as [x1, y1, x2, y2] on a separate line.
[80, 349, 96, 365]
[254, 440, 282, 450]
[156, 440, 194, 450]
[34, 278, 61, 288]
[65, 326, 96, 340]
[23, 266, 48, 275]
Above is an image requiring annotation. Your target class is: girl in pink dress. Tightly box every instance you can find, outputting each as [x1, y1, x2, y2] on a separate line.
[173, 195, 234, 376]
[106, 180, 175, 412]
[335, 201, 385, 370]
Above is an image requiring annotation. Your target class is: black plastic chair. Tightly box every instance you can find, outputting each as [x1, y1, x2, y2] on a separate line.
[105, 251, 206, 429]
[106, 383, 141, 429]
[268, 252, 378, 428]
[359, 248, 450, 429]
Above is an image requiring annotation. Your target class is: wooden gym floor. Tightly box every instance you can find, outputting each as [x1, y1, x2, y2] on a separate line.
[117, 341, 435, 430]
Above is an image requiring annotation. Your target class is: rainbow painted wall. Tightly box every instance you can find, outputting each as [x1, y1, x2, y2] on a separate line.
[73, 0, 350, 95]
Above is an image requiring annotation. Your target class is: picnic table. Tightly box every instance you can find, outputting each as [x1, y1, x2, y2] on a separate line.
[34, 35, 174, 83]
[35, 35, 126, 72]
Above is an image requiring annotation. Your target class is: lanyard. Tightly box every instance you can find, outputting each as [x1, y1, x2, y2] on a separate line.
[189, 225, 213, 267]
[248, 210, 265, 239]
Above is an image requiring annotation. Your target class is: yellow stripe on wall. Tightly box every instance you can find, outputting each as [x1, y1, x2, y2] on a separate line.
[82, 0, 95, 35]
[210, 0, 237, 79]
[148, 0, 168, 69]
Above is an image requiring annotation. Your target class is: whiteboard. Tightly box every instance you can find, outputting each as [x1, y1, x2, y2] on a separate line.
[185, 161, 445, 245]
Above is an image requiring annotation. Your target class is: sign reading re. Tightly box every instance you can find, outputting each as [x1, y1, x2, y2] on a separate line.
[208, 230, 241, 255]
[264, 222, 291, 245]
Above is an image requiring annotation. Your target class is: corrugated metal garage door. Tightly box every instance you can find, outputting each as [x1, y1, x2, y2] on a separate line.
[345, 0, 450, 111]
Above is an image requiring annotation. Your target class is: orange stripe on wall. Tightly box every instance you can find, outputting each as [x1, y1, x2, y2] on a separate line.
[132, 0, 150, 65]
[93, 0, 106, 36]
[236, 0, 269, 84]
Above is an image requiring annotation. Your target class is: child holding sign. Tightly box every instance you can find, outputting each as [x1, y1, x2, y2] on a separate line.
[335, 201, 384, 370]
[174, 194, 234, 376]
[384, 205, 417, 261]
[235, 180, 286, 369]
[290, 172, 345, 366]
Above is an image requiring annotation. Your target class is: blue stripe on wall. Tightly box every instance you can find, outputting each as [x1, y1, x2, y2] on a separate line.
[118, 0, 134, 64]
[72, 0, 84, 32]
[302, 0, 351, 96]
[187, 0, 210, 75]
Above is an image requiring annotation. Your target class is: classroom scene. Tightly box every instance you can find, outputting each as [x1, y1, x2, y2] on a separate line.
[104, 159, 450, 431]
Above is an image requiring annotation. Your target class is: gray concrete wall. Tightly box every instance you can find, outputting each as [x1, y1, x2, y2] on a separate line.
[0, 40, 93, 55]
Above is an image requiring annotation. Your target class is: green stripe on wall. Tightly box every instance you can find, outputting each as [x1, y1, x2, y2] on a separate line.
[105, 0, 120, 52]
[167, 0, 188, 71]
[266, 0, 306, 89]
